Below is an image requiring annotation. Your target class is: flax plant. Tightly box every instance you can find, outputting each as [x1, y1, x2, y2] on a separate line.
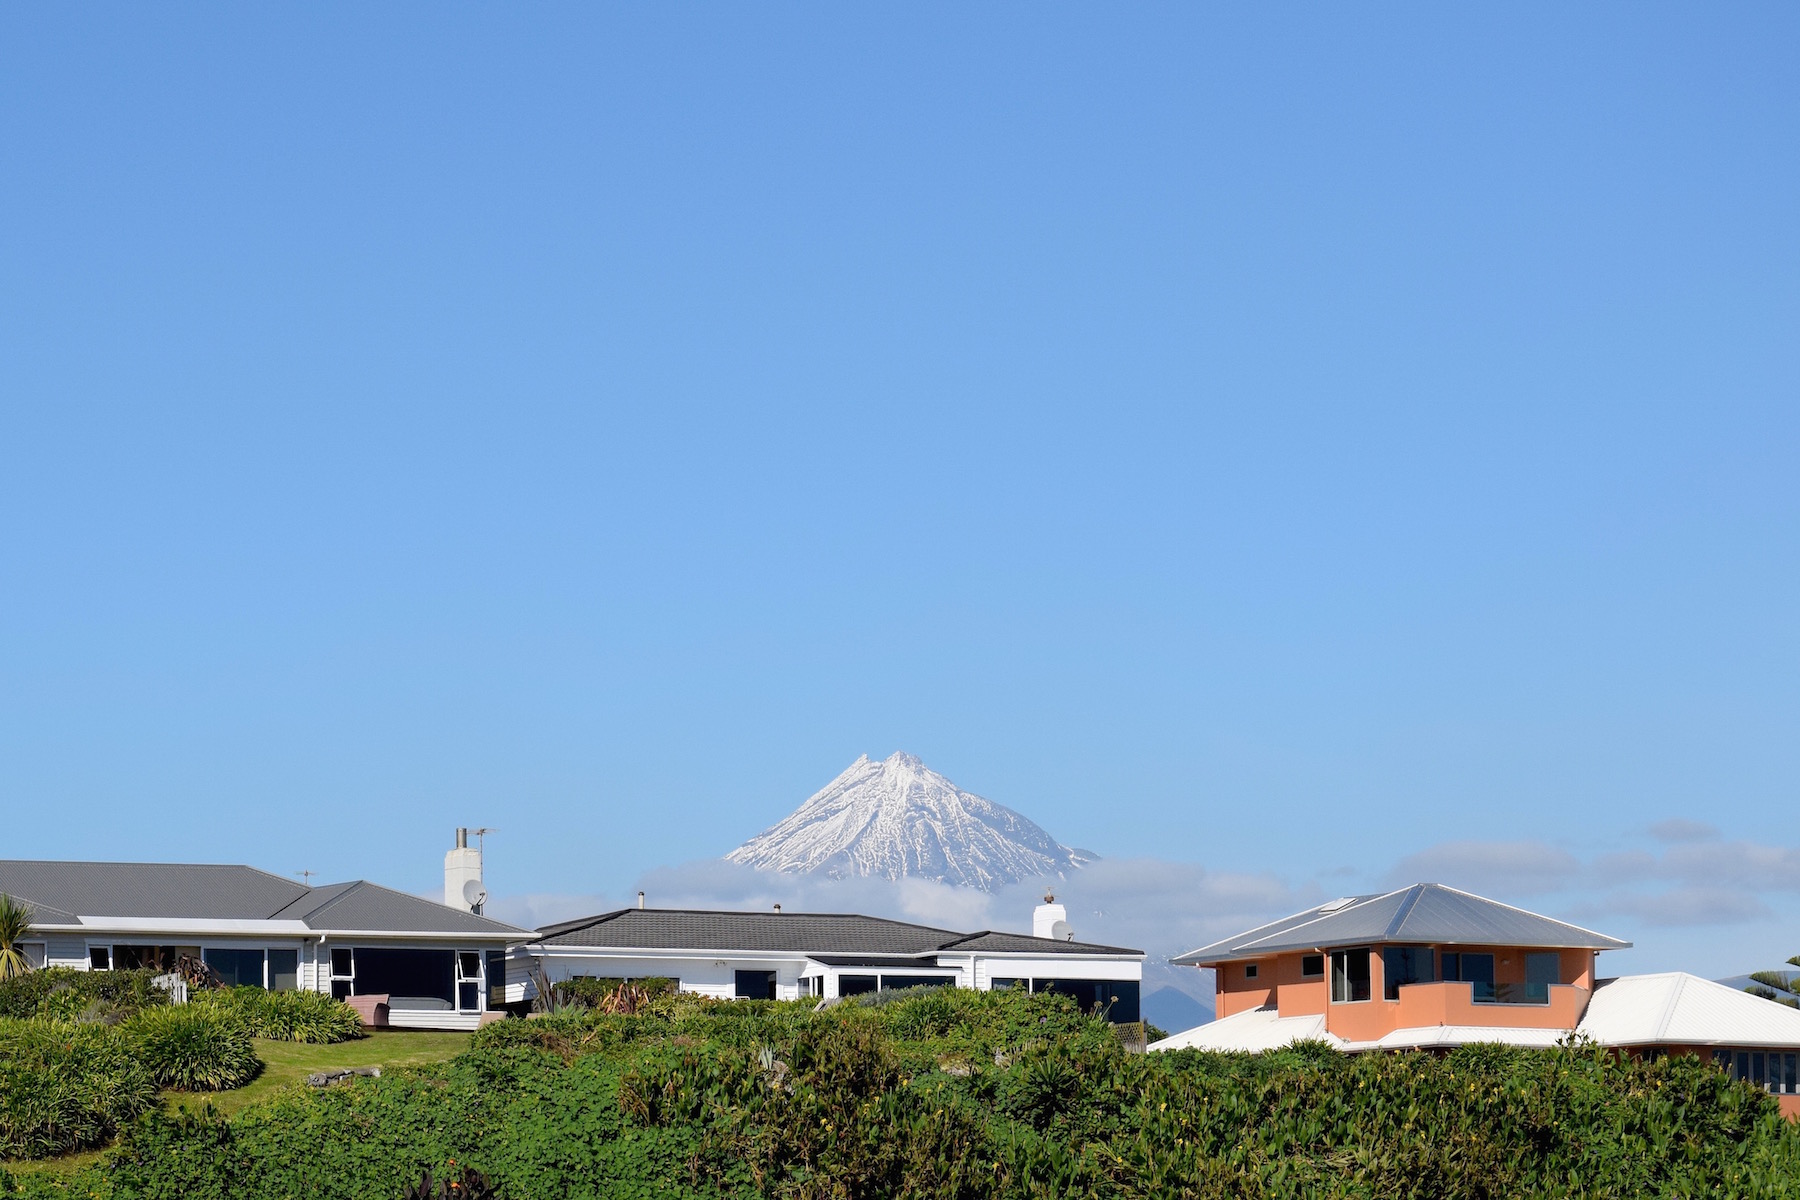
[0, 894, 33, 981]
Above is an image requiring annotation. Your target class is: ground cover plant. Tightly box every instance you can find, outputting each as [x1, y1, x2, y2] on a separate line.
[5, 986, 1800, 1198]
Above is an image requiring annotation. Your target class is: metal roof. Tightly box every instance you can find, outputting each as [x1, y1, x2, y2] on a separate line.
[1171, 883, 1629, 965]
[533, 908, 1141, 957]
[0, 860, 526, 938]
[1578, 972, 1800, 1049]
[1149, 1006, 1339, 1053]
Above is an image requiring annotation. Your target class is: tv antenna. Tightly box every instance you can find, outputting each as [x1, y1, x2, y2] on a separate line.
[470, 828, 497, 854]
[295, 869, 316, 885]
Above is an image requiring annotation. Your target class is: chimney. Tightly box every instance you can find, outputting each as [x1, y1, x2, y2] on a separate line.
[444, 827, 486, 914]
[637, 890, 645, 910]
[1033, 891, 1071, 941]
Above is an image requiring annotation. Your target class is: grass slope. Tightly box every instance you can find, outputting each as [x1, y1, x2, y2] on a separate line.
[10, 1032, 468, 1178]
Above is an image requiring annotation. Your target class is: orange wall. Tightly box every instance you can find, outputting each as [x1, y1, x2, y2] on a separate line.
[1214, 957, 1273, 1018]
[1201, 944, 1602, 1042]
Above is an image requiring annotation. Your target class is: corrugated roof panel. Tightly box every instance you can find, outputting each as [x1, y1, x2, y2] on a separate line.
[1579, 973, 1800, 1048]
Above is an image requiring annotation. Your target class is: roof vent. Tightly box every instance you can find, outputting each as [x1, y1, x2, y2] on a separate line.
[1318, 897, 1358, 913]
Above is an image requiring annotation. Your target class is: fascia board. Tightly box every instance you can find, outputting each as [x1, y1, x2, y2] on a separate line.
[74, 918, 316, 936]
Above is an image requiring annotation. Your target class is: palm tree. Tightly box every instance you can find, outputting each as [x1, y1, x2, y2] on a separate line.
[1746, 957, 1800, 1008]
[0, 893, 34, 980]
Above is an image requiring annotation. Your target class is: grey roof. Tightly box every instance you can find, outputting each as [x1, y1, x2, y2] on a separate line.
[533, 908, 1140, 957]
[1171, 883, 1630, 965]
[0, 860, 525, 939]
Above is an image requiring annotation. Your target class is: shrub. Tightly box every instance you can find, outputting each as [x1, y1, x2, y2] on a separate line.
[0, 969, 169, 1023]
[0, 1018, 157, 1160]
[194, 988, 363, 1044]
[126, 1005, 260, 1092]
[551, 976, 677, 1010]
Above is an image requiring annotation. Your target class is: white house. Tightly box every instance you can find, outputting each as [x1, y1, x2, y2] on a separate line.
[513, 896, 1145, 1021]
[0, 839, 526, 1032]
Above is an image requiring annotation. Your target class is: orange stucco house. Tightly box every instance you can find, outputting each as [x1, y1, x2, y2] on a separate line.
[1159, 883, 1800, 1118]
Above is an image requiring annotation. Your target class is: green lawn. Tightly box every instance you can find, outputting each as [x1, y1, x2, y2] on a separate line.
[11, 1030, 470, 1177]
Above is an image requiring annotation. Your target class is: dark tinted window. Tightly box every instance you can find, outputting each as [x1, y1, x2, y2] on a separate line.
[352, 948, 455, 1004]
[268, 949, 299, 992]
[1301, 955, 1324, 978]
[205, 948, 267, 989]
[330, 947, 354, 977]
[1443, 952, 1495, 1002]
[881, 975, 956, 991]
[734, 970, 777, 1000]
[839, 975, 878, 996]
[1382, 947, 1433, 1000]
[1033, 978, 1141, 1023]
[1331, 949, 1371, 1003]
[1244, 963, 1259, 980]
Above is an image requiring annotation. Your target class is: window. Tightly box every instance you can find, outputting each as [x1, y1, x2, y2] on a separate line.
[1330, 949, 1371, 1003]
[1382, 947, 1434, 1000]
[268, 949, 299, 992]
[1031, 979, 1142, 1023]
[457, 952, 483, 1011]
[1244, 963, 1259, 980]
[1524, 953, 1560, 1004]
[1441, 952, 1496, 1002]
[989, 977, 1026, 990]
[205, 948, 268, 989]
[734, 970, 777, 1000]
[89, 946, 111, 971]
[881, 975, 957, 992]
[329, 947, 355, 1000]
[113, 945, 196, 971]
[838, 975, 878, 996]
[486, 951, 508, 1007]
[352, 948, 456, 1006]
[1301, 954, 1324, 979]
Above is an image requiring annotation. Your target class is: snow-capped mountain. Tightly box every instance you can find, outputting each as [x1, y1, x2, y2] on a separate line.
[726, 752, 1093, 891]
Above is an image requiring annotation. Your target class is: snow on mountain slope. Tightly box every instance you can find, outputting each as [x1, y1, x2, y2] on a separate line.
[726, 752, 1093, 891]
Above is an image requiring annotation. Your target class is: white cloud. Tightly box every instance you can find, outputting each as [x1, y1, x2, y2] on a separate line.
[1574, 887, 1772, 928]
[1649, 818, 1720, 844]
[1385, 840, 1582, 896]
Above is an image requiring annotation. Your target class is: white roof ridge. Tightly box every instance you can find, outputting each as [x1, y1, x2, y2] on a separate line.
[1651, 972, 1689, 1042]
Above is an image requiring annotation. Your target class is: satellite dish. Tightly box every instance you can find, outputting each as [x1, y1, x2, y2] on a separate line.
[462, 880, 488, 909]
[1050, 919, 1073, 942]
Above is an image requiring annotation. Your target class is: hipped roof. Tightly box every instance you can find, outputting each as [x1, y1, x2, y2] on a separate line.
[1171, 883, 1629, 965]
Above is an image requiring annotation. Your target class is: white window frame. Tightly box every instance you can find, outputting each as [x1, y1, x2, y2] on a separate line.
[456, 949, 484, 1013]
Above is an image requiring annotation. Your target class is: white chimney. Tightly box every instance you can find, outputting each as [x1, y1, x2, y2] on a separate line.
[445, 828, 486, 914]
[1033, 891, 1072, 941]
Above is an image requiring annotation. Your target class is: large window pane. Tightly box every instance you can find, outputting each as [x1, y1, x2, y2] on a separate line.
[734, 970, 777, 1000]
[204, 948, 267, 989]
[268, 950, 298, 992]
[351, 948, 455, 1005]
[1382, 947, 1434, 1000]
[1445, 952, 1496, 1002]
[1331, 949, 1371, 1003]
[1524, 953, 1560, 1004]
[839, 975, 878, 996]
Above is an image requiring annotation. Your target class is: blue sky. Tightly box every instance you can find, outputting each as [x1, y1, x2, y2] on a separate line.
[3, 6, 1796, 978]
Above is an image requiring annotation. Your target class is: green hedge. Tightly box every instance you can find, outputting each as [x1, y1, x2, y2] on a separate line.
[193, 988, 363, 1044]
[124, 1006, 259, 1093]
[0, 1019, 157, 1161]
[7, 987, 1800, 1197]
[0, 970, 169, 1024]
